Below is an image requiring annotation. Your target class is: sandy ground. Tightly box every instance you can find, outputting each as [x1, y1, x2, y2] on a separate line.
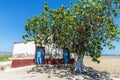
[84, 56, 120, 78]
[0, 65, 84, 80]
[0, 61, 12, 65]
[0, 56, 120, 80]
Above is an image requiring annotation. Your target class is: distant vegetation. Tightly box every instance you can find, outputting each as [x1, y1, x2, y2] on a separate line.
[0, 54, 12, 62]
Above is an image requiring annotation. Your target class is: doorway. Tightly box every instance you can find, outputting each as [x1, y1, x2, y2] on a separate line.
[36, 47, 44, 64]
[63, 48, 69, 63]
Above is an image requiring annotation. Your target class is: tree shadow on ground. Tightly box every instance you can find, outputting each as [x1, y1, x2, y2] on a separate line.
[27, 64, 113, 80]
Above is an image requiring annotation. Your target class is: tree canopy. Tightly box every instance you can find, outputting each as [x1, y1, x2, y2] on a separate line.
[23, 0, 120, 63]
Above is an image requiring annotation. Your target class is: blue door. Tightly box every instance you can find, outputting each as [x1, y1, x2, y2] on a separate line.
[63, 49, 69, 63]
[36, 48, 44, 64]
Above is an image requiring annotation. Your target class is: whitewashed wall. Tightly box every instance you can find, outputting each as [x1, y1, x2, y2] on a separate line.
[13, 42, 35, 55]
[12, 42, 74, 59]
[13, 42, 36, 59]
[44, 44, 63, 59]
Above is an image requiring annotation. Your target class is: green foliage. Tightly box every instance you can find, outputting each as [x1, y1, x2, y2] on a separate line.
[23, 0, 120, 63]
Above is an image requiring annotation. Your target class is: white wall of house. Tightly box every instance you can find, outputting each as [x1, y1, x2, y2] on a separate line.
[12, 42, 36, 59]
[45, 44, 63, 59]
[13, 42, 36, 55]
[12, 42, 74, 59]
[12, 42, 63, 59]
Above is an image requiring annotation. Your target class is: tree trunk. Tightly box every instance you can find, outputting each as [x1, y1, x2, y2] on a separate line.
[74, 53, 86, 73]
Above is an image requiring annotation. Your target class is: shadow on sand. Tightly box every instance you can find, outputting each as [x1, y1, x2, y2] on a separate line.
[27, 64, 112, 80]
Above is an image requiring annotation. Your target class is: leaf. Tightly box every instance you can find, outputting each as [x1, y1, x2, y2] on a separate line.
[44, 2, 48, 11]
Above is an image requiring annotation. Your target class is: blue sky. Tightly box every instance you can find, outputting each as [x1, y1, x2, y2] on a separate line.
[0, 0, 120, 54]
[0, 0, 71, 52]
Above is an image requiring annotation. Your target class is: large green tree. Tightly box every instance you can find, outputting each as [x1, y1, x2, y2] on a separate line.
[23, 0, 120, 73]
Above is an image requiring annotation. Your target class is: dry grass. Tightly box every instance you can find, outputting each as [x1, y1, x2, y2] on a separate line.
[84, 56, 120, 78]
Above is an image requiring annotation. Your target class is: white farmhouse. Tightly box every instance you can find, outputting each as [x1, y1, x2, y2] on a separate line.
[12, 41, 74, 68]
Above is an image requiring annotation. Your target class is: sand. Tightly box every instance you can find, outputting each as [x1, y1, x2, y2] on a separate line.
[84, 56, 120, 78]
[0, 66, 83, 80]
[0, 56, 120, 80]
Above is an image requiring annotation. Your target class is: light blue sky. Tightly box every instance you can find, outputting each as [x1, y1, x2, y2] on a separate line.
[0, 0, 120, 54]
